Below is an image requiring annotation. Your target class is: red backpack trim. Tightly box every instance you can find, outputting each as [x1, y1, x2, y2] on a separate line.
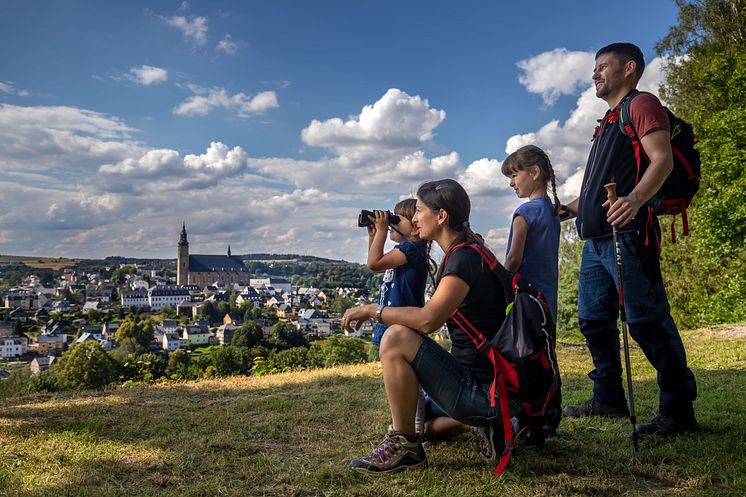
[441, 243, 558, 476]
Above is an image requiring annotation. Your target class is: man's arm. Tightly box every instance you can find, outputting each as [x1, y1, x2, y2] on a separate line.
[605, 129, 673, 227]
[561, 197, 579, 221]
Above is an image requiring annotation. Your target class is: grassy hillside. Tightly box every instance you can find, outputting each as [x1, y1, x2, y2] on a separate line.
[1, 326, 745, 497]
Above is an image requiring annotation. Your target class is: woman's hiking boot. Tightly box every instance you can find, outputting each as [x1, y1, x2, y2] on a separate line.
[563, 399, 630, 418]
[636, 413, 698, 437]
[349, 430, 427, 474]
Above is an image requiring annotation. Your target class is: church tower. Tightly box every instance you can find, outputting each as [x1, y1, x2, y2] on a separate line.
[177, 222, 189, 285]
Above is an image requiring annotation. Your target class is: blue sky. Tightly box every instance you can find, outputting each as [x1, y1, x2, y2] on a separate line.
[0, 1, 679, 263]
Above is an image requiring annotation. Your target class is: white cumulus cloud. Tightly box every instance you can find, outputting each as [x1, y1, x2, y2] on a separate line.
[517, 48, 596, 106]
[173, 86, 279, 118]
[0, 81, 29, 97]
[162, 15, 208, 45]
[301, 88, 446, 156]
[0, 104, 144, 175]
[249, 88, 455, 193]
[217, 35, 239, 54]
[98, 141, 248, 192]
[128, 65, 168, 85]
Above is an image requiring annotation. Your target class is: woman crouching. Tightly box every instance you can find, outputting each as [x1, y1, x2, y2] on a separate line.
[342, 178, 508, 474]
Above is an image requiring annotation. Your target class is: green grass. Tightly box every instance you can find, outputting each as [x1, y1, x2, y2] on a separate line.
[1, 325, 745, 496]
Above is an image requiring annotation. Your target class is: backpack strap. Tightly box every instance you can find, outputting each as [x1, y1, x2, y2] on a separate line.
[618, 89, 644, 186]
[441, 242, 517, 476]
[619, 90, 668, 252]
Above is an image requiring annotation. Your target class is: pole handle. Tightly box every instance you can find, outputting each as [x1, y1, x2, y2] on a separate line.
[604, 182, 618, 205]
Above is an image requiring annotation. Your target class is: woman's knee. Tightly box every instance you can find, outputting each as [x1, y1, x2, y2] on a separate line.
[380, 325, 421, 359]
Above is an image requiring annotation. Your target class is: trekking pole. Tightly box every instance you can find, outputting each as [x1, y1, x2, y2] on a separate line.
[604, 182, 639, 452]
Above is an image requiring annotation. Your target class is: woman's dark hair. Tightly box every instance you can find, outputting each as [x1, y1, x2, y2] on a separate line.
[416, 178, 485, 283]
[501, 145, 561, 216]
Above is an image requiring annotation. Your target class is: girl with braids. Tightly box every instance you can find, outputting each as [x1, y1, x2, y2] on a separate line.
[502, 144, 561, 322]
[342, 179, 510, 474]
[501, 144, 562, 436]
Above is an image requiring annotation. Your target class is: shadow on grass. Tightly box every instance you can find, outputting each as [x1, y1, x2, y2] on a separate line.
[1, 365, 745, 497]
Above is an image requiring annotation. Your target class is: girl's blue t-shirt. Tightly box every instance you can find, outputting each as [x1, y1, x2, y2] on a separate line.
[506, 195, 560, 321]
[373, 241, 428, 346]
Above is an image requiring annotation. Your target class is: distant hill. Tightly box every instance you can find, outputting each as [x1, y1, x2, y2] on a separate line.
[238, 253, 350, 264]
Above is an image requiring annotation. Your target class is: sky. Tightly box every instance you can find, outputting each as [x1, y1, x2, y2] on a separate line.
[0, 0, 680, 263]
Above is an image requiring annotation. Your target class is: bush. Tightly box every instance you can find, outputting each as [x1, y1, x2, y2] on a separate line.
[27, 369, 63, 393]
[167, 349, 191, 379]
[210, 346, 253, 377]
[118, 353, 167, 382]
[231, 321, 264, 348]
[57, 341, 117, 390]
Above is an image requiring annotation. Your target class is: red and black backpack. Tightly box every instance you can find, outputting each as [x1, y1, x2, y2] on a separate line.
[618, 90, 701, 243]
[442, 243, 560, 476]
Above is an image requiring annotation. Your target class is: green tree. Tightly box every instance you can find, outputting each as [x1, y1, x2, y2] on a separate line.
[267, 321, 308, 351]
[167, 349, 190, 378]
[196, 300, 216, 323]
[656, 0, 746, 325]
[114, 318, 154, 349]
[231, 321, 264, 348]
[556, 223, 584, 338]
[310, 336, 368, 367]
[57, 341, 117, 389]
[210, 346, 252, 376]
[329, 294, 355, 316]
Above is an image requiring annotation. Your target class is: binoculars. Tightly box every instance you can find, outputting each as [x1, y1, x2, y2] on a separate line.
[358, 209, 401, 228]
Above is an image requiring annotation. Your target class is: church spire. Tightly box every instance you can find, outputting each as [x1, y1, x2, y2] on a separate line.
[227, 244, 231, 257]
[179, 221, 189, 246]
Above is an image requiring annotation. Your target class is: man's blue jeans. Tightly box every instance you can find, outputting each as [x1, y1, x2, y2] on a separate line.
[577, 232, 697, 419]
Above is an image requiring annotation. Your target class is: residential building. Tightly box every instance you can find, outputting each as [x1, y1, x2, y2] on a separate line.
[162, 332, 183, 351]
[34, 334, 67, 355]
[79, 325, 104, 340]
[82, 301, 100, 314]
[148, 286, 190, 311]
[182, 326, 210, 347]
[30, 356, 57, 375]
[216, 324, 238, 345]
[101, 322, 120, 340]
[250, 277, 292, 295]
[121, 288, 148, 308]
[0, 320, 14, 337]
[0, 336, 28, 358]
[4, 292, 43, 310]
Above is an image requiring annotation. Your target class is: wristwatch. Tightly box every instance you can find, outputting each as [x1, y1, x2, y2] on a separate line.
[376, 303, 386, 323]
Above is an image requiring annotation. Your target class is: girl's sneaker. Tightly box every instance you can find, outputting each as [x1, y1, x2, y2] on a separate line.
[470, 421, 502, 462]
[349, 430, 427, 474]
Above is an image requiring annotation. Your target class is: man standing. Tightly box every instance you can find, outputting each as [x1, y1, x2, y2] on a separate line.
[563, 43, 697, 436]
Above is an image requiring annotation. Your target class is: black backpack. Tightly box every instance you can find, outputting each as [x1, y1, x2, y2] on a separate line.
[618, 90, 701, 242]
[442, 243, 560, 476]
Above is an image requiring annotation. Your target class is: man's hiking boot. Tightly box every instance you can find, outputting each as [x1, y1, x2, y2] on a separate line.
[636, 413, 698, 437]
[563, 399, 630, 418]
[470, 419, 504, 462]
[349, 430, 427, 474]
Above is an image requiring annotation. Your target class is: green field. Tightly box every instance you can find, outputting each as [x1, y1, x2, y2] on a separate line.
[0, 255, 78, 270]
[1, 325, 745, 496]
